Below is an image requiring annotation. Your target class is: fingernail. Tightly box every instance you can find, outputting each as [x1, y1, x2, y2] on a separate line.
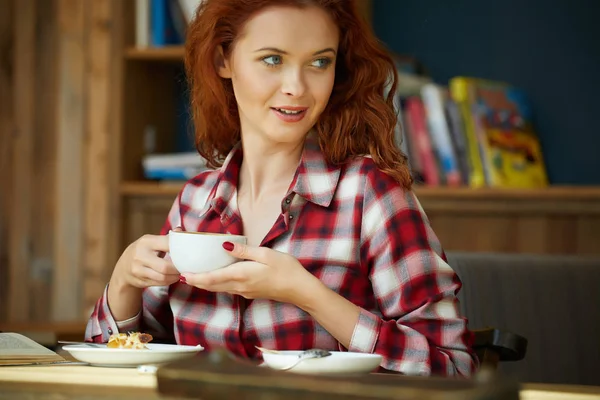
[222, 241, 234, 251]
[179, 275, 187, 284]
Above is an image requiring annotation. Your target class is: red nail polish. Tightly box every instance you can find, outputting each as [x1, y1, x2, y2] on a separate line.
[222, 241, 234, 251]
[179, 275, 187, 284]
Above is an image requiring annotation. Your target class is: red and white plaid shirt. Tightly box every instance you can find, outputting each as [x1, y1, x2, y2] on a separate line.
[86, 136, 477, 376]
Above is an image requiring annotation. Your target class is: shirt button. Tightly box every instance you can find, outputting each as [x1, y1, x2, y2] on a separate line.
[108, 328, 113, 334]
[289, 215, 294, 220]
[285, 198, 291, 204]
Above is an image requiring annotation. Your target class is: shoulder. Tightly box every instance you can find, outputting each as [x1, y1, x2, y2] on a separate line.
[160, 169, 222, 234]
[176, 168, 222, 211]
[342, 156, 429, 230]
[341, 155, 416, 204]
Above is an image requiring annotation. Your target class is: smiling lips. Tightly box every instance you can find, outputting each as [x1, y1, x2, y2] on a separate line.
[271, 106, 308, 122]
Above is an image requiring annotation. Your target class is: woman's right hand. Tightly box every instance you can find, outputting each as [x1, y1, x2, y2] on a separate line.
[112, 229, 181, 290]
[107, 229, 181, 322]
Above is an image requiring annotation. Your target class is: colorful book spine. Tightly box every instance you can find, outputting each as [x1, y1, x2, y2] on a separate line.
[449, 77, 487, 188]
[450, 76, 548, 188]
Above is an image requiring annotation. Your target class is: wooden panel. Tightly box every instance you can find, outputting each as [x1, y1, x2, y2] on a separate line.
[9, 0, 36, 322]
[30, 0, 59, 321]
[575, 216, 600, 254]
[105, 0, 126, 301]
[545, 217, 578, 254]
[416, 187, 600, 255]
[52, 0, 87, 321]
[125, 46, 185, 61]
[514, 217, 548, 254]
[0, 0, 14, 322]
[82, 0, 115, 320]
[428, 214, 600, 256]
[124, 197, 175, 243]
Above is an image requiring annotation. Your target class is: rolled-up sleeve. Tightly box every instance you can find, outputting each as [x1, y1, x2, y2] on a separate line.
[84, 285, 128, 342]
[352, 166, 477, 377]
[85, 191, 184, 344]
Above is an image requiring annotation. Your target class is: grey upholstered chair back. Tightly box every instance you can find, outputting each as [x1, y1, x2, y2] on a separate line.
[447, 251, 600, 386]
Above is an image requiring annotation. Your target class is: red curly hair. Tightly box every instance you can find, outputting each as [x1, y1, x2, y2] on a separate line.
[184, 0, 412, 188]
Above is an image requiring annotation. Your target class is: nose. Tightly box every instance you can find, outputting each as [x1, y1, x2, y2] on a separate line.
[280, 67, 306, 98]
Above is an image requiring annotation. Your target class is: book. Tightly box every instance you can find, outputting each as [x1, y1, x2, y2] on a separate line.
[0, 332, 67, 366]
[404, 96, 441, 186]
[420, 83, 462, 186]
[177, 0, 204, 24]
[142, 152, 209, 181]
[135, 0, 150, 47]
[449, 77, 548, 188]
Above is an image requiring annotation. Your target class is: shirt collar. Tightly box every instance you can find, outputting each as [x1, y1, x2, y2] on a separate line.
[212, 134, 341, 214]
[210, 142, 242, 219]
[290, 135, 341, 208]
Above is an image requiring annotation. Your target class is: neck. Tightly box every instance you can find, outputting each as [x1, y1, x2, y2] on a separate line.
[238, 135, 305, 203]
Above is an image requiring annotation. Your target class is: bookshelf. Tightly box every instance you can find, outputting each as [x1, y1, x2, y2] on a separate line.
[125, 45, 185, 61]
[112, 1, 600, 267]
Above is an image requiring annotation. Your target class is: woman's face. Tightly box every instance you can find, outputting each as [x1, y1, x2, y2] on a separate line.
[218, 5, 339, 148]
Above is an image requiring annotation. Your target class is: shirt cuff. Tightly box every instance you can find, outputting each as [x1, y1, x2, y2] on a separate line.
[86, 285, 120, 342]
[87, 285, 141, 342]
[116, 311, 142, 332]
[341, 308, 381, 353]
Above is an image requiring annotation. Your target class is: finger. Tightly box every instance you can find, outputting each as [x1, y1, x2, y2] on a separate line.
[132, 261, 179, 285]
[139, 234, 170, 253]
[181, 266, 244, 289]
[127, 276, 148, 289]
[144, 267, 180, 284]
[139, 251, 179, 275]
[222, 241, 273, 264]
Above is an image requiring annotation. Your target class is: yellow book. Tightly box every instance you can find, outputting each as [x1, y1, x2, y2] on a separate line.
[449, 78, 486, 188]
[449, 77, 548, 188]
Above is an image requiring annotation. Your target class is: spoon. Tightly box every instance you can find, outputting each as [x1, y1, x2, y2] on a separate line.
[57, 341, 106, 348]
[256, 347, 332, 371]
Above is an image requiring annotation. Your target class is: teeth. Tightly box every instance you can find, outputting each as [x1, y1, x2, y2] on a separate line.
[277, 108, 303, 115]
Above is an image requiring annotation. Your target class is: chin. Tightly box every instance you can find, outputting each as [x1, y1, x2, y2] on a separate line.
[263, 125, 311, 145]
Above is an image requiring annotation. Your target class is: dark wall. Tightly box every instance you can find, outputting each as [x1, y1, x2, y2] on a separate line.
[372, 0, 600, 185]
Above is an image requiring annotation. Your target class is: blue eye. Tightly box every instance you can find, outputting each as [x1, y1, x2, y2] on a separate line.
[262, 55, 282, 67]
[312, 58, 331, 69]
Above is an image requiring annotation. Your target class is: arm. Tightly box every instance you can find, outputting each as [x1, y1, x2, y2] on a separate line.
[85, 193, 183, 344]
[342, 167, 476, 376]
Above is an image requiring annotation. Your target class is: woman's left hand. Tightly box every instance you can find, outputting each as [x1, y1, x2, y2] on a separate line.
[179, 242, 319, 305]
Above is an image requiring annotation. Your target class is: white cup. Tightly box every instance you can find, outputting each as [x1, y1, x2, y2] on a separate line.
[168, 231, 247, 274]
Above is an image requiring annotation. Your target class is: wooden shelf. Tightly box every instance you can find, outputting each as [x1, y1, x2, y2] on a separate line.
[121, 181, 184, 196]
[119, 180, 600, 200]
[413, 185, 600, 201]
[124, 46, 184, 61]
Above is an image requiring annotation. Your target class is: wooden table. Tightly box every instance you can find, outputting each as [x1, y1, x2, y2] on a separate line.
[0, 364, 598, 400]
[520, 384, 600, 400]
[0, 364, 180, 400]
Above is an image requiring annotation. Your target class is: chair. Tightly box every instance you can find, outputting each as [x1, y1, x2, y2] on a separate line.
[472, 327, 527, 369]
[448, 251, 600, 386]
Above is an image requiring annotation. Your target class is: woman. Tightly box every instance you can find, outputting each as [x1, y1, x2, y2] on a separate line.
[85, 0, 477, 377]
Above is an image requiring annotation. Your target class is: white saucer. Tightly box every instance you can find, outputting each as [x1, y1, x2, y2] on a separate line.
[61, 343, 204, 368]
[261, 351, 382, 375]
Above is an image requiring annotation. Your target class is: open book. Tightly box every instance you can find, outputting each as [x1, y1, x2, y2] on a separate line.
[0, 332, 66, 366]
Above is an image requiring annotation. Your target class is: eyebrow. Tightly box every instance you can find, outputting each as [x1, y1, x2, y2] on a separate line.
[254, 47, 337, 56]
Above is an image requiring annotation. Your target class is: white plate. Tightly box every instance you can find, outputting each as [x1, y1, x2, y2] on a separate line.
[261, 351, 382, 375]
[61, 343, 204, 368]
